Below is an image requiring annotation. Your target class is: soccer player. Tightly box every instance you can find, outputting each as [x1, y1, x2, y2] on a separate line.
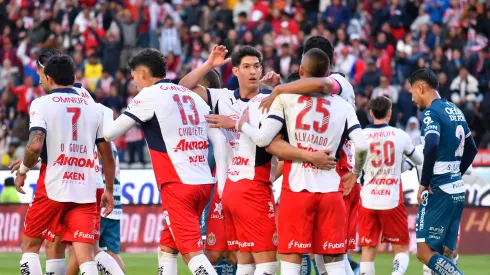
[14, 54, 115, 275]
[103, 49, 225, 275]
[260, 36, 360, 274]
[358, 96, 423, 275]
[237, 48, 368, 275]
[409, 69, 477, 275]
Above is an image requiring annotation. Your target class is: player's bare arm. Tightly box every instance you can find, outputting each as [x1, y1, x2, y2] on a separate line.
[12, 130, 45, 194]
[207, 127, 229, 198]
[97, 141, 116, 217]
[179, 45, 231, 102]
[265, 135, 336, 170]
[346, 128, 368, 193]
[205, 114, 237, 129]
[259, 77, 337, 113]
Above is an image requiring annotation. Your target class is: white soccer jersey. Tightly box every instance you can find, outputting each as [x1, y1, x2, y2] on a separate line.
[227, 91, 278, 183]
[268, 94, 361, 193]
[329, 73, 355, 109]
[361, 124, 416, 210]
[124, 79, 213, 185]
[72, 83, 105, 189]
[29, 88, 105, 203]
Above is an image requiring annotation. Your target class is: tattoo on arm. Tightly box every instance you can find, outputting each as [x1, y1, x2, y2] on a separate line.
[24, 130, 45, 167]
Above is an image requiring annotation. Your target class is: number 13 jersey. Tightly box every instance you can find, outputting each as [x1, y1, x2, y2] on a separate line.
[124, 79, 213, 186]
[268, 94, 361, 193]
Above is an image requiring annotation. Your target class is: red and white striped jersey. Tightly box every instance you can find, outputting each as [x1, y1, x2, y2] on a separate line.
[361, 124, 416, 210]
[124, 79, 213, 185]
[268, 94, 361, 193]
[29, 87, 105, 203]
[227, 91, 278, 184]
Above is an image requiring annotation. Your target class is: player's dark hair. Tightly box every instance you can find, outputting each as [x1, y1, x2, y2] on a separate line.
[302, 48, 330, 77]
[128, 48, 167, 78]
[409, 69, 439, 90]
[37, 48, 61, 69]
[369, 96, 392, 119]
[203, 69, 222, 89]
[231, 46, 263, 67]
[286, 72, 300, 83]
[303, 36, 334, 68]
[44, 54, 76, 86]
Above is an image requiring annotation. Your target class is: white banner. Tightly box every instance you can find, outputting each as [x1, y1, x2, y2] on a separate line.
[1, 168, 489, 206]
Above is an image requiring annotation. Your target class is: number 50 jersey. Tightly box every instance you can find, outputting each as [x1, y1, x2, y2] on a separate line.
[123, 79, 214, 186]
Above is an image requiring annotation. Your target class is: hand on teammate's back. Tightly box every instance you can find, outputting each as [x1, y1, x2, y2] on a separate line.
[236, 107, 250, 132]
[307, 149, 336, 170]
[260, 71, 281, 88]
[341, 172, 358, 196]
[206, 45, 231, 67]
[101, 190, 115, 217]
[205, 114, 237, 129]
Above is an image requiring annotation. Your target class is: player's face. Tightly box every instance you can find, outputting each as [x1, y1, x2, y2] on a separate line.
[37, 66, 51, 92]
[130, 68, 145, 91]
[409, 81, 426, 111]
[233, 56, 262, 91]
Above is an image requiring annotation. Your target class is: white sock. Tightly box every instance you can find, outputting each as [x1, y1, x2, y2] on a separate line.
[360, 261, 375, 275]
[45, 259, 66, 275]
[79, 261, 98, 275]
[254, 262, 278, 275]
[344, 254, 354, 275]
[325, 259, 345, 275]
[392, 253, 409, 275]
[280, 261, 301, 275]
[236, 263, 255, 275]
[453, 254, 459, 266]
[188, 254, 218, 275]
[423, 264, 436, 275]
[157, 248, 178, 275]
[20, 253, 42, 275]
[315, 254, 327, 275]
[95, 251, 125, 275]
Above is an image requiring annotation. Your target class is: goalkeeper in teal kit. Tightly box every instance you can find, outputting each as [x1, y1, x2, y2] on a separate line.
[408, 69, 478, 275]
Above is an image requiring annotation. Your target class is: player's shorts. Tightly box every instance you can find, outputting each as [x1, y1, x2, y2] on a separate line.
[23, 192, 97, 245]
[358, 203, 409, 247]
[205, 184, 238, 252]
[159, 183, 213, 254]
[416, 190, 465, 253]
[278, 188, 346, 255]
[95, 188, 104, 241]
[222, 179, 277, 253]
[99, 217, 121, 254]
[344, 183, 361, 250]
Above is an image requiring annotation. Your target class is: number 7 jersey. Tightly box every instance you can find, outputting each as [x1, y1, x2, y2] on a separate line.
[268, 94, 361, 193]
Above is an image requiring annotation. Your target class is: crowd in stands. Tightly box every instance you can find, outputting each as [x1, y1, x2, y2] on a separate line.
[0, 0, 489, 167]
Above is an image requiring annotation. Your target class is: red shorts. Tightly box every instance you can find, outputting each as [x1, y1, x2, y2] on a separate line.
[24, 193, 97, 245]
[278, 189, 347, 255]
[222, 179, 277, 253]
[205, 184, 238, 252]
[159, 183, 213, 254]
[344, 183, 361, 250]
[95, 188, 104, 240]
[358, 203, 409, 247]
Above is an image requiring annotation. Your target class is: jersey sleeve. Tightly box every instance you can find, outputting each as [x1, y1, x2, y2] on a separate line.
[421, 110, 441, 138]
[265, 94, 286, 124]
[96, 104, 114, 143]
[345, 104, 361, 135]
[402, 131, 416, 156]
[123, 89, 154, 124]
[28, 98, 47, 133]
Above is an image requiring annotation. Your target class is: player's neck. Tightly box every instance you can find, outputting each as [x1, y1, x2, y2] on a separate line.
[373, 118, 389, 125]
[50, 84, 72, 90]
[238, 86, 259, 99]
[426, 90, 441, 107]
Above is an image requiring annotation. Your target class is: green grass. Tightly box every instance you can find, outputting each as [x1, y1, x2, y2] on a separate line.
[1, 252, 489, 274]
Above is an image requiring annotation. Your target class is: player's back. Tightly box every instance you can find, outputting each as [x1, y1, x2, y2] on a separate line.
[125, 79, 213, 185]
[280, 93, 358, 193]
[361, 125, 412, 209]
[29, 89, 104, 203]
[421, 99, 470, 193]
[227, 91, 278, 183]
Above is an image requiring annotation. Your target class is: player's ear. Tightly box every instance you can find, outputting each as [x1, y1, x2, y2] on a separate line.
[386, 109, 392, 121]
[369, 109, 375, 119]
[299, 65, 304, 77]
[232, 66, 239, 77]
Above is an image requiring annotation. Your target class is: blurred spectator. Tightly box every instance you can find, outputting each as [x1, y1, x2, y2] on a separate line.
[1, 142, 16, 168]
[233, 0, 253, 25]
[406, 116, 422, 146]
[8, 76, 43, 116]
[84, 53, 103, 92]
[450, 67, 480, 108]
[96, 70, 114, 96]
[372, 75, 399, 104]
[0, 59, 20, 92]
[397, 80, 418, 128]
[322, 0, 351, 31]
[0, 177, 20, 204]
[359, 58, 381, 96]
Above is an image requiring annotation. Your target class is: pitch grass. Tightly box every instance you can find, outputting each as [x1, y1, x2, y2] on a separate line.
[0, 252, 488, 274]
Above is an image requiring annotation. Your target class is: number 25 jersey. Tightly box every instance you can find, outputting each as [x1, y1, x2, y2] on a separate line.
[124, 79, 213, 186]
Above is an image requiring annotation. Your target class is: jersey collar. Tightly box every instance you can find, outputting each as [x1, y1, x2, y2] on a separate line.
[233, 88, 272, 102]
[73, 83, 82, 88]
[154, 79, 172, 85]
[50, 87, 79, 94]
[365, 123, 388, 128]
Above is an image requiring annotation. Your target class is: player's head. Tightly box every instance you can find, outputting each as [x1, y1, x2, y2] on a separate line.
[37, 48, 61, 91]
[231, 46, 263, 91]
[128, 49, 167, 90]
[299, 48, 330, 78]
[408, 68, 439, 111]
[43, 54, 76, 91]
[303, 36, 334, 69]
[369, 96, 393, 122]
[199, 69, 221, 89]
[286, 72, 300, 83]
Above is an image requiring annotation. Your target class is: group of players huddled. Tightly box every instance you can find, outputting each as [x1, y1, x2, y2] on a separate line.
[11, 34, 477, 275]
